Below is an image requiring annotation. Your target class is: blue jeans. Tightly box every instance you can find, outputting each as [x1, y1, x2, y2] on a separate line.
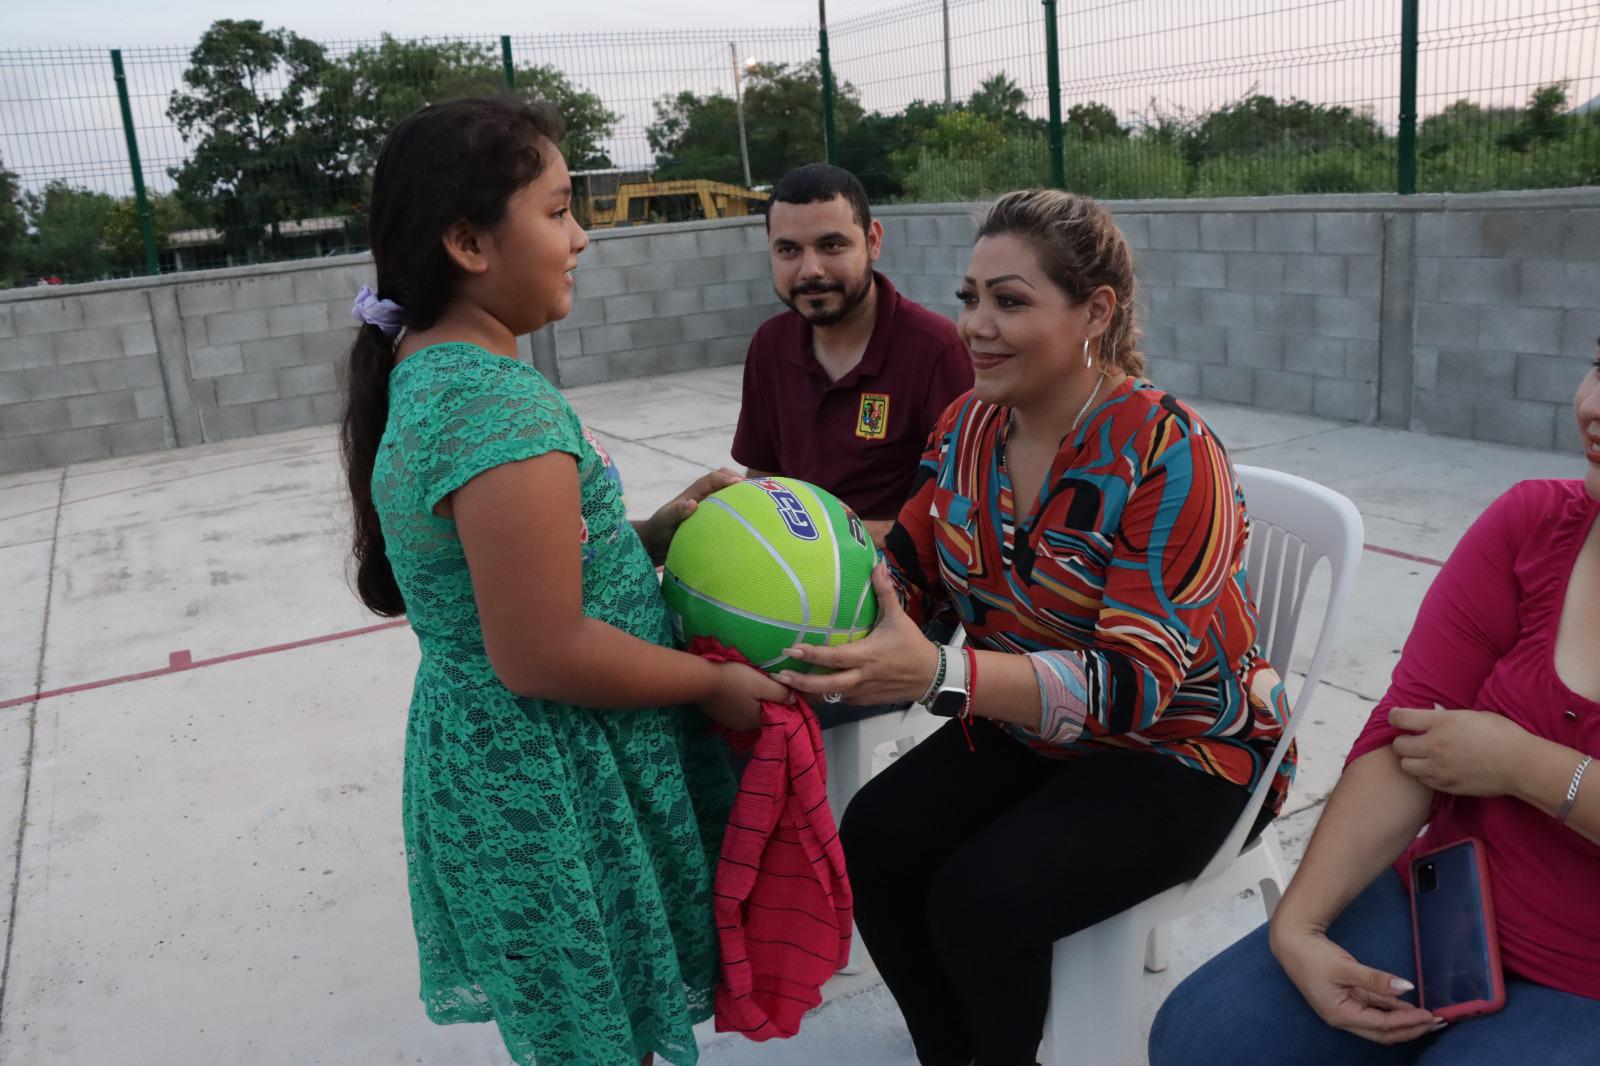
[1148, 870, 1600, 1066]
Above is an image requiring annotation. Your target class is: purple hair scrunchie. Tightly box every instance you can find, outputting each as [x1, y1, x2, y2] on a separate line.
[351, 285, 405, 337]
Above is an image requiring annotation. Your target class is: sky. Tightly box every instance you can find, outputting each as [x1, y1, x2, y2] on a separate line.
[1, 0, 890, 47]
[3, 0, 1597, 198]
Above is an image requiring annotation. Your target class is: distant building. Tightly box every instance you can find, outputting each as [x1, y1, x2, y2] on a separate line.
[161, 216, 361, 273]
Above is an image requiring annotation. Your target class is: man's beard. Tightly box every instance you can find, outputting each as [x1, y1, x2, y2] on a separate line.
[781, 267, 874, 327]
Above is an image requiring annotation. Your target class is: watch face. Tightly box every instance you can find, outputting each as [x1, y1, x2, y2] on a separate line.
[930, 689, 965, 717]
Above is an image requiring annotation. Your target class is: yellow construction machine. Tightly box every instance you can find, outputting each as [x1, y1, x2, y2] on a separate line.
[572, 169, 769, 229]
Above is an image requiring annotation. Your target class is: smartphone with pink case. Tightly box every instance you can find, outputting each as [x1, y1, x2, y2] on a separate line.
[1409, 838, 1506, 1021]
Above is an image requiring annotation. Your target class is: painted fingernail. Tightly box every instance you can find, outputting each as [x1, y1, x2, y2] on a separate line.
[1390, 978, 1415, 993]
[1431, 1020, 1448, 1031]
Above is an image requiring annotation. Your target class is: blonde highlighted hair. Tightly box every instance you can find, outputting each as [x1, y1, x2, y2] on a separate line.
[976, 189, 1144, 377]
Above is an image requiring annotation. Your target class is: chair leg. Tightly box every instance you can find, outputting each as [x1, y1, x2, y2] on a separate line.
[1041, 913, 1143, 1065]
[839, 920, 870, 975]
[1255, 830, 1287, 919]
[821, 723, 869, 824]
[1143, 922, 1170, 973]
[822, 723, 875, 976]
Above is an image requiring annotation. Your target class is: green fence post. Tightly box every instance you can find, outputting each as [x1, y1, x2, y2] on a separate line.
[818, 1, 839, 165]
[111, 49, 159, 276]
[501, 35, 516, 91]
[1397, 0, 1419, 194]
[1042, 0, 1065, 188]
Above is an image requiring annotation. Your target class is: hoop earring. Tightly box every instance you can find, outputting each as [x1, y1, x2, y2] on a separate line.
[1083, 336, 1092, 369]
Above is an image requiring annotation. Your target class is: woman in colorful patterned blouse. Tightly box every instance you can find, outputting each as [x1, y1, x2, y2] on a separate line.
[779, 189, 1293, 1066]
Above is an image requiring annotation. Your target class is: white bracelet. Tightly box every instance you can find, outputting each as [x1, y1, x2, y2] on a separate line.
[1557, 755, 1592, 823]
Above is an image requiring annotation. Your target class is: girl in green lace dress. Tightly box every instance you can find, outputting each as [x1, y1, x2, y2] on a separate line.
[338, 98, 786, 1066]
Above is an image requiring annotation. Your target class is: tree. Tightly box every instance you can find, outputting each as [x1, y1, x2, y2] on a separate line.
[166, 20, 336, 260]
[314, 35, 617, 185]
[648, 61, 864, 185]
[840, 100, 951, 200]
[1417, 99, 1519, 159]
[18, 182, 118, 281]
[9, 183, 185, 283]
[0, 156, 24, 286]
[1067, 101, 1126, 142]
[969, 73, 1029, 126]
[1499, 82, 1577, 152]
[1188, 93, 1385, 164]
[914, 110, 1009, 160]
[648, 90, 743, 182]
[102, 193, 187, 269]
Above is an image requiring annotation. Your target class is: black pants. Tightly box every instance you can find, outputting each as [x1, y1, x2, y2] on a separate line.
[840, 718, 1255, 1066]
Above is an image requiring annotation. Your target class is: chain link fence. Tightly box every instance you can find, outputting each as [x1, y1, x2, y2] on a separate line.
[3, 0, 1597, 284]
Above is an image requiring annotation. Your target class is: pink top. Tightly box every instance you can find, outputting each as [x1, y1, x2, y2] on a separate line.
[1348, 479, 1600, 1000]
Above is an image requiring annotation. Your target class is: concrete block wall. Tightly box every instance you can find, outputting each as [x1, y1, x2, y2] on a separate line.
[4, 190, 1597, 474]
[556, 219, 782, 387]
[874, 188, 1600, 452]
[0, 288, 172, 473]
[0, 258, 372, 474]
[1133, 207, 1385, 423]
[174, 261, 364, 444]
[0, 216, 783, 475]
[876, 204, 1383, 423]
[1410, 207, 1600, 450]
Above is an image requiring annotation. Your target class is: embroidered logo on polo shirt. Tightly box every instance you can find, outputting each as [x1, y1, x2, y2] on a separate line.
[856, 393, 890, 440]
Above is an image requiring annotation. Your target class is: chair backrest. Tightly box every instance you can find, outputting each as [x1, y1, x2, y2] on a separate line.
[1192, 464, 1364, 884]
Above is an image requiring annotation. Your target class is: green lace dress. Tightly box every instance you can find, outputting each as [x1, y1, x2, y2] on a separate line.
[373, 342, 734, 1066]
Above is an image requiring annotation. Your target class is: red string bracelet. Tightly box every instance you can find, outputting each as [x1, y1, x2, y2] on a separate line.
[957, 644, 978, 752]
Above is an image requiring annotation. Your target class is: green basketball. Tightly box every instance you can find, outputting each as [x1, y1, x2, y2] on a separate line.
[661, 477, 879, 674]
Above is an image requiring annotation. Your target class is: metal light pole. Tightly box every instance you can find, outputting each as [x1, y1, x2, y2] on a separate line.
[943, 0, 953, 108]
[731, 42, 754, 189]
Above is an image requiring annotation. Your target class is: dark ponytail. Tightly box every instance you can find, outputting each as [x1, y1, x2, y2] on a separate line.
[342, 322, 405, 615]
[340, 97, 566, 617]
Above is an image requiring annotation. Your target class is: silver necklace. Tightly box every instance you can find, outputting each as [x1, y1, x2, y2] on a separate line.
[1006, 368, 1109, 448]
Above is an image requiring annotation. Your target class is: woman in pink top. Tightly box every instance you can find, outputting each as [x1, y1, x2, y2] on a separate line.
[1148, 347, 1600, 1065]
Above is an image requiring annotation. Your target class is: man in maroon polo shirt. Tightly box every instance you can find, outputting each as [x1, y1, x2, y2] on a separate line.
[732, 164, 973, 549]
[732, 164, 971, 729]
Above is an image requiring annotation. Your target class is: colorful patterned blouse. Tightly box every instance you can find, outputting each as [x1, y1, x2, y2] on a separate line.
[886, 378, 1295, 817]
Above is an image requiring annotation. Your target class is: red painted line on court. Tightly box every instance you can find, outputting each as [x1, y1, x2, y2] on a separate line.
[0, 618, 409, 710]
[1362, 542, 1445, 568]
[0, 540, 1450, 711]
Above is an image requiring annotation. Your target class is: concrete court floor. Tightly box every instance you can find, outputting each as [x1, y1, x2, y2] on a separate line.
[0, 361, 1582, 1066]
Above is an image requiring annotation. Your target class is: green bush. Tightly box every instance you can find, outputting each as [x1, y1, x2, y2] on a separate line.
[897, 136, 1052, 202]
[1418, 127, 1600, 192]
[1192, 146, 1394, 197]
[896, 135, 1192, 203]
[1065, 137, 1190, 199]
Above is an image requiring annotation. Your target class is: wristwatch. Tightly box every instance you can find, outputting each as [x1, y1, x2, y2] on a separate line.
[922, 644, 970, 718]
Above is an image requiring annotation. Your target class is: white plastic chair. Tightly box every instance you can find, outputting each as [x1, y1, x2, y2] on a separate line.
[822, 703, 942, 823]
[823, 682, 945, 973]
[1036, 464, 1364, 1065]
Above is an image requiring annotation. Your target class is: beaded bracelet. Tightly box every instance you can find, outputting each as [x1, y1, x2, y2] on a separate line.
[919, 644, 948, 707]
[963, 645, 978, 720]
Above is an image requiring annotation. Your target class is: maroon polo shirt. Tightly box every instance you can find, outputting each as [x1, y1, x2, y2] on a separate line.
[732, 272, 974, 521]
